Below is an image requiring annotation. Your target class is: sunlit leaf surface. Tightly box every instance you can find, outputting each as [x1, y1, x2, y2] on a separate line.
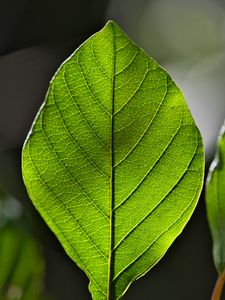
[22, 20, 204, 300]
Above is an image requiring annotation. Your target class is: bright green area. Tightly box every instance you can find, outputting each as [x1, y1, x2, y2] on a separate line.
[22, 20, 204, 300]
[206, 121, 225, 274]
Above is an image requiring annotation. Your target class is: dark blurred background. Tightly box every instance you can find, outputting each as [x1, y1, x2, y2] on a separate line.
[0, 0, 225, 299]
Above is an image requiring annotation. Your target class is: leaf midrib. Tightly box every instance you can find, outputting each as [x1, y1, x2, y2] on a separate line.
[107, 22, 116, 300]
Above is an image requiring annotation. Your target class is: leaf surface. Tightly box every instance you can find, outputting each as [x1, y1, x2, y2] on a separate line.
[22, 20, 204, 300]
[206, 121, 225, 274]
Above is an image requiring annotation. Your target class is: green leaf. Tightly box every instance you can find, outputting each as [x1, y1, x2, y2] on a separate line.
[206, 121, 225, 274]
[0, 191, 45, 300]
[22, 20, 204, 300]
[0, 225, 44, 300]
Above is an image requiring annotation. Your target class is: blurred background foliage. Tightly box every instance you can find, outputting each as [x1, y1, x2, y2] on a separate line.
[0, 0, 225, 299]
[0, 190, 45, 300]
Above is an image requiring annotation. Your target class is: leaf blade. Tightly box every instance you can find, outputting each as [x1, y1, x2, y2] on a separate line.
[206, 120, 225, 274]
[22, 20, 204, 300]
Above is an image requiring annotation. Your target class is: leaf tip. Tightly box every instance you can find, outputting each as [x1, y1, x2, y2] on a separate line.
[104, 19, 122, 32]
[105, 19, 117, 26]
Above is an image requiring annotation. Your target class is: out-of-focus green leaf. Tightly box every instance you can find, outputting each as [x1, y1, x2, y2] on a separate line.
[206, 120, 225, 274]
[0, 191, 45, 300]
[22, 20, 204, 300]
